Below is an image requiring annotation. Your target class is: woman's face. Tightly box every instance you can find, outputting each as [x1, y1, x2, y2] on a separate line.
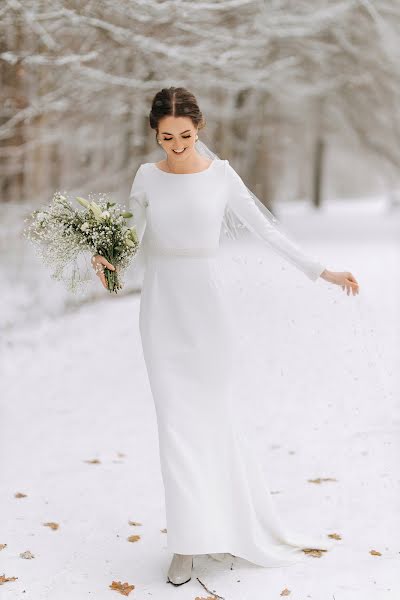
[157, 116, 198, 161]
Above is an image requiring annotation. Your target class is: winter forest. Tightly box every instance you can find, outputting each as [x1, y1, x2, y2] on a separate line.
[1, 2, 400, 599]
[2, 1, 400, 206]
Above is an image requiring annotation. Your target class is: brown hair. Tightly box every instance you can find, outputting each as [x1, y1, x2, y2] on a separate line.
[149, 87, 206, 142]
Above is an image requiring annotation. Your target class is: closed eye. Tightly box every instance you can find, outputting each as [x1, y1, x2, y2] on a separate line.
[163, 135, 191, 141]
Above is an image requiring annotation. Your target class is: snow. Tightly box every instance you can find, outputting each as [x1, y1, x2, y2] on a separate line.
[1, 200, 399, 599]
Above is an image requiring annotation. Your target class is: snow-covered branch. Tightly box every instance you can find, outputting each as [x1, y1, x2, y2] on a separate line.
[1, 0, 400, 204]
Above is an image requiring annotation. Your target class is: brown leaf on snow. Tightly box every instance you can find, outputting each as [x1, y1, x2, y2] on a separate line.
[43, 522, 59, 530]
[117, 452, 126, 458]
[328, 533, 342, 540]
[127, 535, 141, 543]
[280, 589, 291, 596]
[0, 544, 7, 551]
[370, 549, 382, 556]
[128, 521, 142, 526]
[195, 597, 216, 600]
[160, 528, 167, 533]
[307, 477, 337, 484]
[14, 492, 27, 498]
[0, 574, 18, 585]
[20, 550, 35, 559]
[83, 458, 101, 464]
[302, 548, 328, 558]
[109, 580, 135, 595]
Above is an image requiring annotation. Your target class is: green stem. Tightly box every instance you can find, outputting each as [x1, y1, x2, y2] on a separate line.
[97, 248, 120, 293]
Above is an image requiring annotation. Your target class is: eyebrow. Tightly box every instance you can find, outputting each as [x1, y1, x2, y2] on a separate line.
[161, 129, 191, 135]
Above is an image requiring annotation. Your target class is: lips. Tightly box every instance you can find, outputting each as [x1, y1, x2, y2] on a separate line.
[173, 148, 186, 154]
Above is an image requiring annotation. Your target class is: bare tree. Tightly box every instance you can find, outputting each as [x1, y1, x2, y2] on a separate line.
[1, 0, 399, 208]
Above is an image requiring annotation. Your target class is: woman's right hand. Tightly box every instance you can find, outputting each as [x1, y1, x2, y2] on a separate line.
[91, 254, 115, 289]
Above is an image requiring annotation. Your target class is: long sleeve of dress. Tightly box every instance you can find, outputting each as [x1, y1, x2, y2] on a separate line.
[224, 160, 326, 282]
[129, 164, 148, 243]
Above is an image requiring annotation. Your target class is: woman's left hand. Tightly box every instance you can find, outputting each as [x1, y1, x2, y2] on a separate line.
[320, 270, 360, 295]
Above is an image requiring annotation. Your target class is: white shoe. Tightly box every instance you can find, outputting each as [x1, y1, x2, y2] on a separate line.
[167, 553, 193, 586]
[208, 553, 236, 562]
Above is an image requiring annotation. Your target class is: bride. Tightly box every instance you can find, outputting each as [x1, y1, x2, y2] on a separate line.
[91, 86, 359, 587]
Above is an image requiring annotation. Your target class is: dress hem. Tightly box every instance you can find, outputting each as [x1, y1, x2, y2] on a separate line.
[167, 536, 335, 569]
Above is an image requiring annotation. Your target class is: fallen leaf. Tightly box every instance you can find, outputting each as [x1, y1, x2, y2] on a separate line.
[83, 458, 101, 464]
[128, 521, 142, 526]
[328, 533, 342, 540]
[307, 477, 337, 484]
[0, 574, 18, 585]
[302, 548, 328, 558]
[280, 589, 291, 596]
[20, 550, 35, 559]
[117, 452, 126, 458]
[109, 580, 135, 596]
[14, 492, 27, 498]
[370, 549, 382, 556]
[160, 528, 167, 533]
[43, 522, 59, 530]
[0, 544, 7, 551]
[195, 597, 216, 600]
[127, 535, 141, 543]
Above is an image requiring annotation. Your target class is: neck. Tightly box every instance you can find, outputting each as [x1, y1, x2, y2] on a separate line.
[165, 150, 209, 174]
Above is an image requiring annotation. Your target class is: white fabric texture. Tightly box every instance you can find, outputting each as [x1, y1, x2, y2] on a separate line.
[129, 157, 333, 567]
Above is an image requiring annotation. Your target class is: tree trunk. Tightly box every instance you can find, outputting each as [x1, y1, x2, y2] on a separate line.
[312, 136, 325, 208]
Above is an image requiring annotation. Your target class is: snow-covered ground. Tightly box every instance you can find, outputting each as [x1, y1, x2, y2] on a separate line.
[1, 199, 399, 599]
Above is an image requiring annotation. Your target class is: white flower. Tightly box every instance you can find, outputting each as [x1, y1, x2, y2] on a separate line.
[76, 196, 90, 208]
[36, 212, 46, 222]
[80, 222, 90, 231]
[101, 210, 110, 218]
[89, 201, 103, 221]
[127, 226, 138, 243]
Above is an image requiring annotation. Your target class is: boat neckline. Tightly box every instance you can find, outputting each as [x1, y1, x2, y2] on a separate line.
[150, 157, 218, 175]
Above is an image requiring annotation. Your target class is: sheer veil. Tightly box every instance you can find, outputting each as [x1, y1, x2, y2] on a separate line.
[195, 139, 303, 245]
[194, 139, 391, 408]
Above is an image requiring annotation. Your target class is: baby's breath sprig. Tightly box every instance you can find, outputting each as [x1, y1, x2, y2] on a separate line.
[23, 191, 140, 294]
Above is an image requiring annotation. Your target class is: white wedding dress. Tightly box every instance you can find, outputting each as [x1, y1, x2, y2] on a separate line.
[129, 157, 334, 567]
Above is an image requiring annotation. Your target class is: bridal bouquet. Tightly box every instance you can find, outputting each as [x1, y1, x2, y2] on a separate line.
[23, 191, 140, 294]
